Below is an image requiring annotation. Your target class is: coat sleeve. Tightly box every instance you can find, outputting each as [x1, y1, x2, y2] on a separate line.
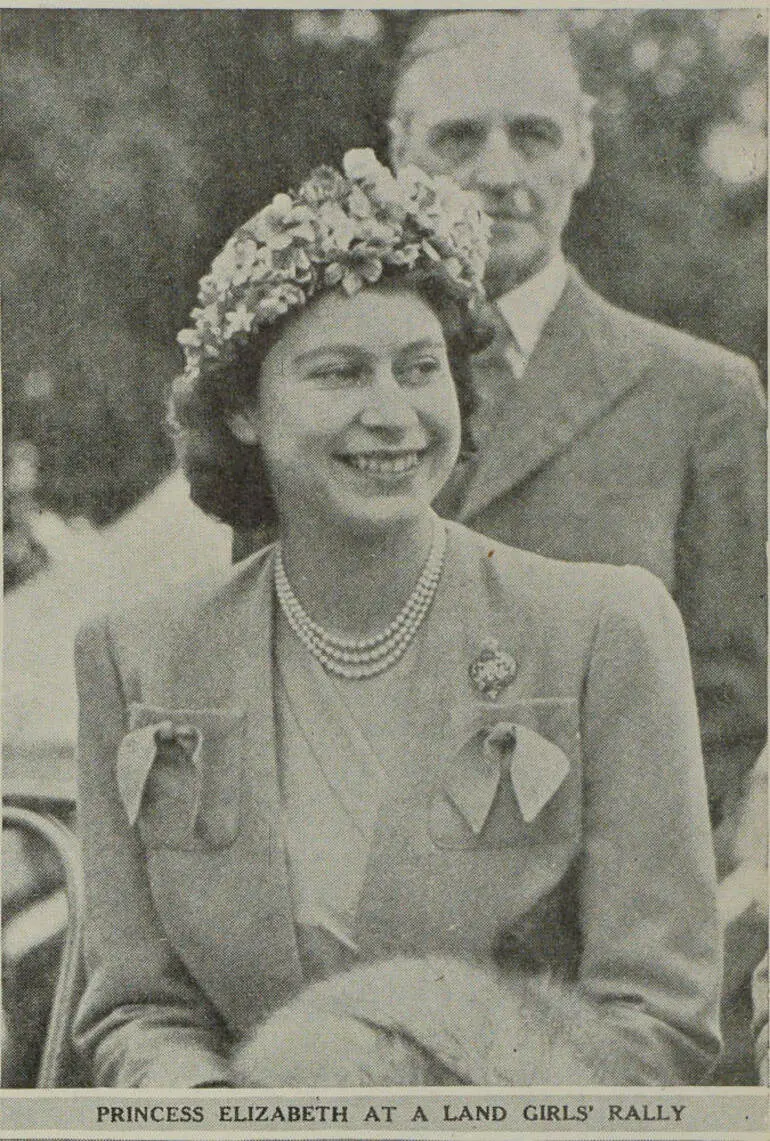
[578, 565, 722, 1082]
[72, 617, 233, 1088]
[675, 356, 767, 823]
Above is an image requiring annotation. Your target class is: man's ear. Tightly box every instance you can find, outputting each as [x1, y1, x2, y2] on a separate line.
[228, 411, 260, 445]
[387, 116, 410, 169]
[574, 111, 595, 190]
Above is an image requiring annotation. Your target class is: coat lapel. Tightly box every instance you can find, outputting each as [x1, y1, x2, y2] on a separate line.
[149, 548, 304, 1033]
[354, 524, 522, 953]
[352, 524, 486, 955]
[458, 272, 645, 524]
[390, 520, 494, 785]
[229, 551, 306, 1023]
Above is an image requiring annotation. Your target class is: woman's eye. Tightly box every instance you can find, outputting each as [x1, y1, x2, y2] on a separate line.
[308, 364, 365, 387]
[399, 358, 444, 385]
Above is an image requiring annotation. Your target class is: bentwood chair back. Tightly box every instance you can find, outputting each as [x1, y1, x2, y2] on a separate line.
[2, 792, 85, 1087]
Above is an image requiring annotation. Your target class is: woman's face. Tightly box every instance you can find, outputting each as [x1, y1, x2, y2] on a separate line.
[236, 287, 462, 535]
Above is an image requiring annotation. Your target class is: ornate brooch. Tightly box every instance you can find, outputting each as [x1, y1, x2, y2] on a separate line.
[469, 638, 518, 700]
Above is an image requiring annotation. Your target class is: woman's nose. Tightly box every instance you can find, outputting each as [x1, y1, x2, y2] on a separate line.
[358, 372, 419, 432]
[470, 125, 524, 192]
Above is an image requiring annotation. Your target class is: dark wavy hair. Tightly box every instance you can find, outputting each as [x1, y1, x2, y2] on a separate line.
[169, 269, 492, 530]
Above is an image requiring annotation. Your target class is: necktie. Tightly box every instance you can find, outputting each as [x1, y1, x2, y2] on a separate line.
[471, 302, 525, 448]
[433, 303, 523, 518]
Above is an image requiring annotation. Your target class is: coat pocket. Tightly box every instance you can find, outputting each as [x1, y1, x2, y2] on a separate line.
[429, 698, 580, 850]
[116, 704, 245, 851]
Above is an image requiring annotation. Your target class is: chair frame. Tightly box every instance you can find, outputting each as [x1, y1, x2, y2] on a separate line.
[3, 802, 84, 1087]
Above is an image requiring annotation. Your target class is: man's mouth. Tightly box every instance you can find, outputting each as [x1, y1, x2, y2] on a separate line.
[487, 188, 538, 222]
[489, 209, 535, 224]
[338, 450, 425, 475]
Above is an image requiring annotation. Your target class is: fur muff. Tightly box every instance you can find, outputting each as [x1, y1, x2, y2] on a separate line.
[233, 956, 650, 1087]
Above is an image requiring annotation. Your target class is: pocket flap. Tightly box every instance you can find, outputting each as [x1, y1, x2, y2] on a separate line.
[442, 699, 577, 832]
[116, 704, 245, 849]
[116, 722, 201, 827]
[508, 724, 571, 823]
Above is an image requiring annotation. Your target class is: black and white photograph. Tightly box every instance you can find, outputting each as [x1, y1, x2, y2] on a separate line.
[2, 5, 767, 1135]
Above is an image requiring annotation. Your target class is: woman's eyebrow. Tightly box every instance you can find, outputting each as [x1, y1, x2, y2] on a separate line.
[294, 339, 444, 365]
[396, 338, 446, 355]
[293, 345, 368, 365]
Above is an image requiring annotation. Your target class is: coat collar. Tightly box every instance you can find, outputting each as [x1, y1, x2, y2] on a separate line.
[457, 270, 648, 523]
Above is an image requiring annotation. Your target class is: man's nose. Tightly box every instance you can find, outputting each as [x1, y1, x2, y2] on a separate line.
[358, 371, 419, 432]
[469, 125, 524, 192]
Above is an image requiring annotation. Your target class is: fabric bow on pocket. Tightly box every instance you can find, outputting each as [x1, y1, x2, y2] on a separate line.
[430, 703, 573, 848]
[116, 704, 245, 851]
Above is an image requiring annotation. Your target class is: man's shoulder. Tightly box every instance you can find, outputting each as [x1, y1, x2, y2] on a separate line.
[568, 271, 759, 388]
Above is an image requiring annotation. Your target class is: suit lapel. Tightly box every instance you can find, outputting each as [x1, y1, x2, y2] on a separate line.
[156, 549, 304, 1031]
[231, 552, 306, 1020]
[393, 521, 494, 783]
[458, 272, 645, 524]
[354, 524, 510, 954]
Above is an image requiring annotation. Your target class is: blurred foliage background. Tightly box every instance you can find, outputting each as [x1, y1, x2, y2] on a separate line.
[3, 8, 767, 589]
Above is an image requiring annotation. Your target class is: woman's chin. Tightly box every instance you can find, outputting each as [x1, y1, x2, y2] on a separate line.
[332, 497, 432, 536]
[320, 461, 444, 533]
[319, 488, 435, 538]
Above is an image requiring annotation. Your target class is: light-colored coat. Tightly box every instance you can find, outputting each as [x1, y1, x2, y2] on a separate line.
[73, 522, 721, 1087]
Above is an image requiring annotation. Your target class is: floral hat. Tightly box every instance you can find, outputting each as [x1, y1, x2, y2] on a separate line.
[177, 149, 490, 383]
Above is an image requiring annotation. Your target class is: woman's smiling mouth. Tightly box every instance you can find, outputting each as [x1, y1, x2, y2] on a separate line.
[338, 450, 425, 476]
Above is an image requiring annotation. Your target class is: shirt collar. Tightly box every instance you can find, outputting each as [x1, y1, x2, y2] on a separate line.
[495, 253, 569, 358]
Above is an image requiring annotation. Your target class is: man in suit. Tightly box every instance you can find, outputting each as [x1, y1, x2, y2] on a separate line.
[389, 11, 766, 835]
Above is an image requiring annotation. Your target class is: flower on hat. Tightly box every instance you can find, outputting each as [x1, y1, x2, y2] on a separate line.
[177, 149, 490, 383]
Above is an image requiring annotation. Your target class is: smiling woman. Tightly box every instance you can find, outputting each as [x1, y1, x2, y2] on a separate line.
[230, 289, 462, 535]
[72, 151, 722, 1089]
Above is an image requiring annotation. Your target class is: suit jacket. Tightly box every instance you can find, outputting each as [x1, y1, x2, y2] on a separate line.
[73, 522, 721, 1087]
[436, 271, 767, 818]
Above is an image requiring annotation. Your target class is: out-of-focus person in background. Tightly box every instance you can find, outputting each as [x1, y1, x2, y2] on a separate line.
[388, 10, 767, 845]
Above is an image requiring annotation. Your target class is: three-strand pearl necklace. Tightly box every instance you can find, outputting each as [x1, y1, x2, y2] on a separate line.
[274, 523, 447, 680]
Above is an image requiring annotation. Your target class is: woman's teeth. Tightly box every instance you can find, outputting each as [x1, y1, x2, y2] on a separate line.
[344, 452, 421, 475]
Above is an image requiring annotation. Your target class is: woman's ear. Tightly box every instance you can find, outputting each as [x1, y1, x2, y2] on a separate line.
[227, 410, 260, 446]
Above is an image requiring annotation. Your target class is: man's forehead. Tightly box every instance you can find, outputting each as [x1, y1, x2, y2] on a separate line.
[396, 42, 583, 127]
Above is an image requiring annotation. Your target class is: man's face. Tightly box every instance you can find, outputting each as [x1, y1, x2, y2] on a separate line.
[392, 42, 593, 297]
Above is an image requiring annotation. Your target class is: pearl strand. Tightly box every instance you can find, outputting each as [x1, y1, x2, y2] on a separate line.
[274, 523, 447, 679]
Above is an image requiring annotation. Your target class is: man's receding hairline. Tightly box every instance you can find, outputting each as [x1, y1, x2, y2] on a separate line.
[391, 11, 588, 122]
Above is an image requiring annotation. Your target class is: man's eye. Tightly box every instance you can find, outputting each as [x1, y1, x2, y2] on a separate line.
[429, 122, 484, 158]
[510, 121, 562, 155]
